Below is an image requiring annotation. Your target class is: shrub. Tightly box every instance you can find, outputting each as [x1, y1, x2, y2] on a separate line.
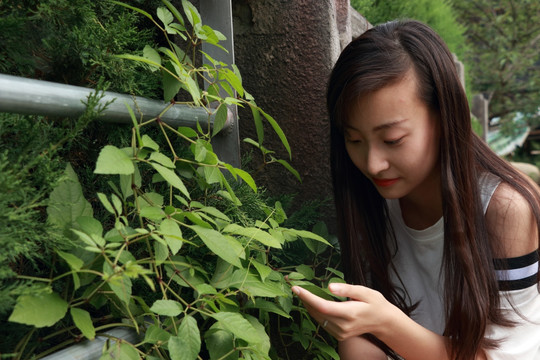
[4, 1, 342, 359]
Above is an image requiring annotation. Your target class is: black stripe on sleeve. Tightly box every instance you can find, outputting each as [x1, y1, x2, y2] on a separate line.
[493, 249, 539, 270]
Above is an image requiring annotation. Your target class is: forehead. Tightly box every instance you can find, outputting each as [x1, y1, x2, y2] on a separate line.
[344, 71, 422, 127]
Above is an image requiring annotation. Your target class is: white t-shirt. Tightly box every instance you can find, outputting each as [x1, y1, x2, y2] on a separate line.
[387, 172, 540, 358]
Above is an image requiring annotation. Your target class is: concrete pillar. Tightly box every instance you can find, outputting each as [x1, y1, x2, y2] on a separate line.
[472, 94, 489, 141]
[231, 1, 371, 229]
[452, 53, 465, 90]
[232, 0, 344, 220]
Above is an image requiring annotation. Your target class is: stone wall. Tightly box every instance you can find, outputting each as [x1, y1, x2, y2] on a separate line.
[232, 0, 370, 227]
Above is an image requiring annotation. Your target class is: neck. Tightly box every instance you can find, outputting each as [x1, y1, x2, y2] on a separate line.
[399, 172, 443, 230]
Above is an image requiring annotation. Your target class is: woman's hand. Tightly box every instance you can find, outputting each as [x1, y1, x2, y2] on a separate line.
[291, 283, 399, 341]
[293, 283, 489, 360]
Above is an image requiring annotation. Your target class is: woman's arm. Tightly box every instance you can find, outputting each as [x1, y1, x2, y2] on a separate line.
[292, 284, 488, 360]
[339, 336, 388, 360]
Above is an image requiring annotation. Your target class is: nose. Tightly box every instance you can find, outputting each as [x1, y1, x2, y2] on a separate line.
[365, 145, 390, 176]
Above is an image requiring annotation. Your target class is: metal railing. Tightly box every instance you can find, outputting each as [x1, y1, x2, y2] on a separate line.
[0, 0, 240, 166]
[0, 73, 221, 128]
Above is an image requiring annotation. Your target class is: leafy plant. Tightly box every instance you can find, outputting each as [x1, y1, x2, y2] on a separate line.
[7, 1, 341, 359]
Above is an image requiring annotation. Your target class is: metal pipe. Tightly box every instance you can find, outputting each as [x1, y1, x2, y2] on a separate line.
[40, 327, 139, 360]
[0, 73, 228, 130]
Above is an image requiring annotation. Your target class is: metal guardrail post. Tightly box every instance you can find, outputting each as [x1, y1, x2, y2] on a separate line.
[0, 73, 232, 130]
[200, 0, 241, 168]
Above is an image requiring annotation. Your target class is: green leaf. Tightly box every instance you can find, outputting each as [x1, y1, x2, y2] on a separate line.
[162, 0, 185, 26]
[144, 324, 171, 344]
[162, 61, 182, 102]
[185, 212, 212, 229]
[143, 45, 161, 71]
[172, 315, 201, 360]
[120, 164, 142, 199]
[56, 250, 84, 271]
[111, 194, 123, 215]
[190, 225, 244, 267]
[154, 240, 168, 266]
[205, 327, 237, 360]
[233, 167, 257, 192]
[47, 163, 93, 232]
[246, 298, 291, 319]
[140, 206, 165, 221]
[142, 134, 160, 151]
[157, 6, 174, 26]
[276, 159, 301, 182]
[223, 224, 282, 248]
[284, 228, 331, 246]
[95, 145, 134, 175]
[9, 292, 68, 328]
[150, 299, 183, 316]
[287, 272, 304, 280]
[97, 193, 115, 214]
[212, 104, 228, 136]
[150, 152, 175, 169]
[203, 166, 221, 185]
[181, 0, 201, 26]
[194, 283, 217, 295]
[77, 216, 103, 237]
[193, 140, 207, 162]
[210, 312, 262, 344]
[107, 273, 132, 305]
[70, 308, 95, 340]
[216, 268, 287, 297]
[151, 163, 190, 199]
[159, 219, 183, 255]
[111, 1, 154, 21]
[222, 68, 244, 97]
[116, 53, 161, 70]
[260, 108, 291, 159]
[326, 267, 344, 279]
[244, 314, 270, 355]
[195, 206, 230, 222]
[139, 192, 164, 208]
[295, 264, 315, 280]
[178, 126, 198, 138]
[251, 259, 272, 282]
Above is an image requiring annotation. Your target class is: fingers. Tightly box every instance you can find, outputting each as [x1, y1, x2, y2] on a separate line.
[292, 285, 361, 319]
[292, 286, 331, 310]
[328, 283, 381, 303]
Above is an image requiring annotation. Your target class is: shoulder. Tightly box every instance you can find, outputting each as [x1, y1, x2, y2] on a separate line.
[485, 181, 539, 258]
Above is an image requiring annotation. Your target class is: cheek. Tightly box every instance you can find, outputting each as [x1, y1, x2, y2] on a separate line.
[345, 145, 366, 172]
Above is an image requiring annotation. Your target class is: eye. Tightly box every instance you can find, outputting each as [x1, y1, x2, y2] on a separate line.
[345, 138, 362, 144]
[384, 137, 404, 145]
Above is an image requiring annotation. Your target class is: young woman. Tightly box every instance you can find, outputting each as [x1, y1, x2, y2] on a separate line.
[292, 20, 540, 359]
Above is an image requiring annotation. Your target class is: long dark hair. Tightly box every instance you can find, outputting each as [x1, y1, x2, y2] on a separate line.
[327, 19, 540, 359]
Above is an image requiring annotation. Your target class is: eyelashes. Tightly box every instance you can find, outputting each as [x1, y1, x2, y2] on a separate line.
[384, 137, 404, 145]
[344, 136, 405, 146]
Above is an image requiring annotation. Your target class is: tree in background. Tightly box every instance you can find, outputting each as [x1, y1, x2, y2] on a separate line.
[451, 0, 540, 125]
[351, 0, 466, 59]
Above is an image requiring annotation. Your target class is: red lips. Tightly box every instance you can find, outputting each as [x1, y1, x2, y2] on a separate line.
[373, 178, 399, 187]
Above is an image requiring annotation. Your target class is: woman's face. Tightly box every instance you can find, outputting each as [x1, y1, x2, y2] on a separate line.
[344, 70, 441, 201]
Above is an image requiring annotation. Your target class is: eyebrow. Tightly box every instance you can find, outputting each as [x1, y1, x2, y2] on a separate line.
[345, 119, 408, 133]
[373, 119, 408, 132]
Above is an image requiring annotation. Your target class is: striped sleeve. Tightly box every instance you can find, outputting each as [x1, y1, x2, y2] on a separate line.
[493, 250, 539, 291]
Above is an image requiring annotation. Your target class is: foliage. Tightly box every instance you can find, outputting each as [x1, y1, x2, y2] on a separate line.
[5, 1, 341, 359]
[0, 0, 161, 96]
[0, 90, 118, 351]
[351, 0, 467, 59]
[451, 0, 540, 126]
